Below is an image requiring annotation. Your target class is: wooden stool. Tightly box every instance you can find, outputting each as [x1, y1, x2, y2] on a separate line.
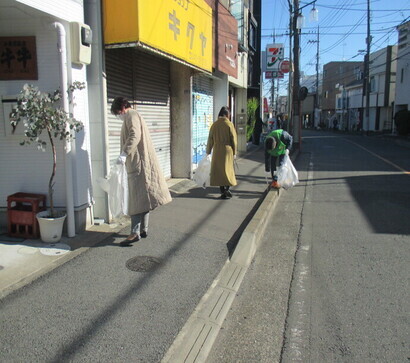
[7, 193, 46, 239]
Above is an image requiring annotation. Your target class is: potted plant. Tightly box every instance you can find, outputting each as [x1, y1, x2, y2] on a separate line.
[246, 97, 259, 143]
[10, 82, 85, 242]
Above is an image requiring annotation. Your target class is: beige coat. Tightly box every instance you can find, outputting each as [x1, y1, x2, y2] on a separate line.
[121, 109, 172, 215]
[206, 116, 237, 186]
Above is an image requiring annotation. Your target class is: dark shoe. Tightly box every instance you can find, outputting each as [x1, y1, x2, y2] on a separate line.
[140, 231, 148, 238]
[221, 193, 228, 199]
[119, 235, 140, 246]
[225, 190, 232, 198]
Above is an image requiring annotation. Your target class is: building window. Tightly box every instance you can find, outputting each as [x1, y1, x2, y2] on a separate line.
[370, 76, 377, 92]
[230, 0, 247, 47]
[248, 57, 254, 87]
[249, 0, 254, 12]
[354, 66, 363, 80]
[249, 21, 257, 51]
[401, 68, 404, 83]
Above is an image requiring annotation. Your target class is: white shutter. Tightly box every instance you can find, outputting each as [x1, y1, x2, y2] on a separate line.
[105, 49, 171, 178]
[133, 51, 171, 178]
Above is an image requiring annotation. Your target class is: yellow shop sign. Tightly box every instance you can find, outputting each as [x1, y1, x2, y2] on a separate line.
[103, 0, 212, 72]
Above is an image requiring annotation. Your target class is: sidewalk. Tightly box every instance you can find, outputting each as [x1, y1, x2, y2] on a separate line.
[0, 145, 298, 362]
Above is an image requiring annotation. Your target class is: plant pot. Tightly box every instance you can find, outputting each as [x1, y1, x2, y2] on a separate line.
[36, 211, 66, 243]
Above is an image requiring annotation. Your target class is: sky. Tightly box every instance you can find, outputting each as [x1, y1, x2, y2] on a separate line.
[261, 0, 410, 98]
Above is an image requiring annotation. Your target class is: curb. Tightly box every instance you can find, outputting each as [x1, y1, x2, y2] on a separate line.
[162, 148, 299, 363]
[162, 189, 280, 363]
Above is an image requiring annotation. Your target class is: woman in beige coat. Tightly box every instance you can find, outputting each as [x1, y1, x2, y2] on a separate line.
[206, 106, 238, 199]
[111, 97, 172, 246]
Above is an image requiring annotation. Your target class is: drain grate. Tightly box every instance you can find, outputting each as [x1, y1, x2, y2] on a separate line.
[126, 256, 163, 272]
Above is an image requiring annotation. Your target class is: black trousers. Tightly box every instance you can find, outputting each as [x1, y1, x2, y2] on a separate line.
[267, 154, 285, 180]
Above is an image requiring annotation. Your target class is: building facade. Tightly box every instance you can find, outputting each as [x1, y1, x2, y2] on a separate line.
[321, 61, 363, 128]
[0, 0, 93, 234]
[0, 0, 261, 232]
[394, 21, 410, 116]
[363, 45, 397, 132]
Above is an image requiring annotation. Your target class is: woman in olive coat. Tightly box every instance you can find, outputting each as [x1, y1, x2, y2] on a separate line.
[206, 106, 238, 199]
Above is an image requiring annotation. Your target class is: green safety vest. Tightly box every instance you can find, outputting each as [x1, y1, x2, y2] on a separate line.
[266, 129, 286, 157]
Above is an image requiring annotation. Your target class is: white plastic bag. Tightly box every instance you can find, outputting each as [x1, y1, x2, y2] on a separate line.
[193, 154, 211, 189]
[96, 164, 129, 218]
[276, 154, 299, 190]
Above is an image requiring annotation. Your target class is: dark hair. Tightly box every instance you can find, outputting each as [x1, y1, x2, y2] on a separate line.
[218, 106, 230, 118]
[111, 97, 131, 115]
[265, 136, 276, 151]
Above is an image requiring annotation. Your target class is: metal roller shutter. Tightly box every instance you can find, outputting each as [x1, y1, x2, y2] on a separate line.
[192, 74, 214, 166]
[105, 48, 171, 178]
[106, 48, 133, 165]
[133, 52, 171, 178]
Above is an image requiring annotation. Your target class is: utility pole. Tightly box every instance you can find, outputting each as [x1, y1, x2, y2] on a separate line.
[291, 0, 301, 146]
[364, 0, 371, 132]
[288, 0, 318, 140]
[271, 78, 275, 112]
[315, 26, 320, 127]
[308, 26, 320, 127]
[287, 0, 293, 133]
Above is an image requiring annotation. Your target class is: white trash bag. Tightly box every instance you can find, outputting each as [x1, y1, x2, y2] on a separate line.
[96, 164, 129, 218]
[276, 153, 299, 190]
[193, 154, 211, 189]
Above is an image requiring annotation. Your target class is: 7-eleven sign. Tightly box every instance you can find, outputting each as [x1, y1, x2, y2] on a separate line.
[266, 44, 284, 71]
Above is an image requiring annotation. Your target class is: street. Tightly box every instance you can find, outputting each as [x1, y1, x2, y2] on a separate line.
[0, 130, 409, 362]
[208, 130, 410, 362]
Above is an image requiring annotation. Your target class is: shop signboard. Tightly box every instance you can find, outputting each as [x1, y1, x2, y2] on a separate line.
[103, 0, 212, 72]
[0, 36, 38, 80]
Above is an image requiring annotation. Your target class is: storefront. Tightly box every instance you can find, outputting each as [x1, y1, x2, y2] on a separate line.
[103, 0, 213, 181]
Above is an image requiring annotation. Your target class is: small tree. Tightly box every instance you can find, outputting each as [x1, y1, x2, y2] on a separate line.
[246, 97, 259, 142]
[10, 82, 85, 218]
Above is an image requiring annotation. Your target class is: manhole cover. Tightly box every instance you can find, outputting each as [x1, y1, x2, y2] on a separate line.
[126, 256, 162, 272]
[40, 243, 71, 256]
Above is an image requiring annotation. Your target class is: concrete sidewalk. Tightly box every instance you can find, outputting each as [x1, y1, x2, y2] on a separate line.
[0, 144, 298, 362]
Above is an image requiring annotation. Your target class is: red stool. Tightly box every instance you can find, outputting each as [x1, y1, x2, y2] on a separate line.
[7, 193, 46, 239]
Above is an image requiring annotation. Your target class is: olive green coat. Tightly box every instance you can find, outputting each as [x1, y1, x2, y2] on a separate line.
[206, 116, 237, 186]
[120, 109, 172, 215]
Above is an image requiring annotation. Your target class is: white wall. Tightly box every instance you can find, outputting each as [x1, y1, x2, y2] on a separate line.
[395, 31, 410, 109]
[16, 0, 83, 22]
[347, 87, 362, 109]
[0, 1, 92, 229]
[213, 73, 229, 121]
[170, 62, 192, 178]
[228, 52, 248, 88]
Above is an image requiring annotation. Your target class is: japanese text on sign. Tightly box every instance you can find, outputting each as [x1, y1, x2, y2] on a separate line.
[0, 36, 38, 80]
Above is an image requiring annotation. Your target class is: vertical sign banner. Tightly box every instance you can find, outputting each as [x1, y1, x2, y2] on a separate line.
[266, 43, 284, 72]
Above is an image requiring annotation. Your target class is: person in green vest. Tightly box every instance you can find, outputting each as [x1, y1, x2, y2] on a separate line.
[264, 129, 293, 188]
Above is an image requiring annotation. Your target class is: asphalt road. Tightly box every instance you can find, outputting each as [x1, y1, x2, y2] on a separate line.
[208, 130, 410, 362]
